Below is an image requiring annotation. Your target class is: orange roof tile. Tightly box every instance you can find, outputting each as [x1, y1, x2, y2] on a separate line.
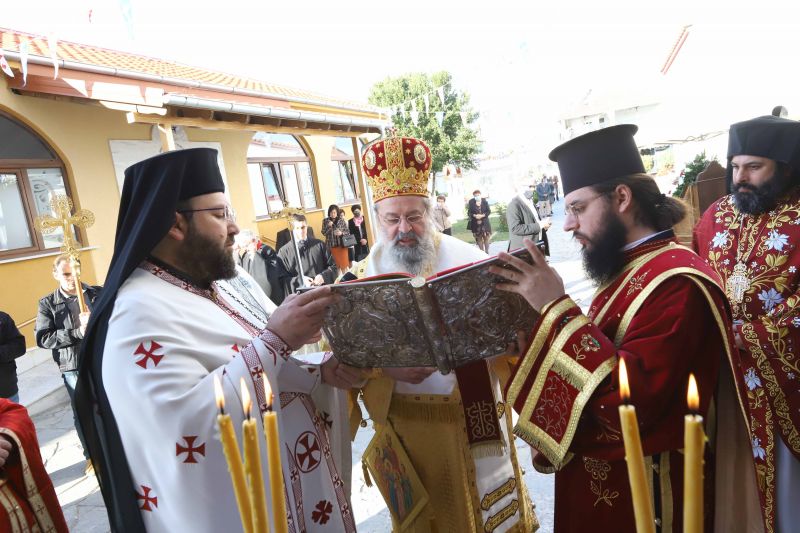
[0, 27, 381, 115]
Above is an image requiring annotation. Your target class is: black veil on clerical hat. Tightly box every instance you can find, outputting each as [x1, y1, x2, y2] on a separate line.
[75, 148, 224, 532]
[549, 124, 645, 195]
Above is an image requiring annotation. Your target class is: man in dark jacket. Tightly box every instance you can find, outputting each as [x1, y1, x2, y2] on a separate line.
[278, 214, 338, 294]
[35, 254, 101, 471]
[244, 243, 289, 305]
[0, 312, 26, 403]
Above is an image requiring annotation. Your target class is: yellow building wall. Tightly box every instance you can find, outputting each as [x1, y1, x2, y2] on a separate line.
[0, 80, 371, 347]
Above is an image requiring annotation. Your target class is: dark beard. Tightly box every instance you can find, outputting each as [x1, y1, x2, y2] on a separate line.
[732, 170, 793, 215]
[579, 212, 628, 285]
[177, 224, 237, 287]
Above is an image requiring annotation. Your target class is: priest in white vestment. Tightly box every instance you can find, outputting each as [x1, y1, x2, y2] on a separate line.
[346, 135, 538, 532]
[76, 148, 361, 532]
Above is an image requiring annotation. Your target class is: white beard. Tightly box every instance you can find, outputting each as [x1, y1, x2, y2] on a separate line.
[383, 230, 436, 276]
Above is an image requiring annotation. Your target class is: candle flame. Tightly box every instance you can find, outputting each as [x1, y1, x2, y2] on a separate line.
[619, 358, 631, 403]
[262, 373, 274, 411]
[240, 377, 252, 418]
[213, 374, 225, 413]
[687, 373, 699, 412]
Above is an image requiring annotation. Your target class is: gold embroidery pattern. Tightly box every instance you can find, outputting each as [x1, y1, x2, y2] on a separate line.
[496, 401, 505, 419]
[571, 333, 601, 361]
[584, 457, 619, 507]
[625, 268, 651, 297]
[465, 400, 497, 440]
[484, 499, 519, 532]
[480, 477, 516, 511]
[706, 196, 800, 320]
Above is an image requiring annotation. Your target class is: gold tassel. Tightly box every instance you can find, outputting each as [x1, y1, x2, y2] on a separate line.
[362, 460, 372, 488]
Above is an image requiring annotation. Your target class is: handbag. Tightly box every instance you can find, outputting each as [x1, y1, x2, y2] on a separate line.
[341, 234, 357, 247]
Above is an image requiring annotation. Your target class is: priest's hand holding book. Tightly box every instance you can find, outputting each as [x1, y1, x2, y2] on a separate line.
[490, 237, 565, 313]
[266, 286, 340, 349]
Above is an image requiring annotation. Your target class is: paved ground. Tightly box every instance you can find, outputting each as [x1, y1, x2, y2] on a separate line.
[30, 197, 592, 532]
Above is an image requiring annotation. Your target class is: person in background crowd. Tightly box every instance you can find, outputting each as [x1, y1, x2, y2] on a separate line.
[467, 190, 492, 253]
[0, 311, 26, 403]
[35, 254, 101, 475]
[322, 204, 351, 271]
[348, 204, 370, 262]
[432, 194, 452, 235]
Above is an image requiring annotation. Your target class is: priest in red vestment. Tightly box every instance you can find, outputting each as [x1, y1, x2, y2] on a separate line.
[0, 398, 68, 532]
[491, 125, 752, 532]
[693, 114, 800, 533]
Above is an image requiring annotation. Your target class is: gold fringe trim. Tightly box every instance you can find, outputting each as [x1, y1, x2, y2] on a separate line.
[389, 395, 460, 423]
[550, 357, 588, 389]
[470, 440, 506, 459]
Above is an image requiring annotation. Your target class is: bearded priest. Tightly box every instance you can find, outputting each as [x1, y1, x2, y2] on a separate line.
[491, 125, 754, 532]
[693, 114, 800, 533]
[76, 148, 361, 532]
[348, 135, 538, 533]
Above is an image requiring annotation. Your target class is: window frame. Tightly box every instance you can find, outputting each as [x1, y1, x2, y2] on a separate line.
[247, 140, 320, 218]
[330, 142, 360, 205]
[0, 112, 78, 260]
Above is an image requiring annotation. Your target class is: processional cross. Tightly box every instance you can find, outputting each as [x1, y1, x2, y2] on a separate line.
[34, 194, 95, 312]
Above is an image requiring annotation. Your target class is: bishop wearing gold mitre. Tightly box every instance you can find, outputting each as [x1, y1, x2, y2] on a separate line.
[348, 134, 538, 533]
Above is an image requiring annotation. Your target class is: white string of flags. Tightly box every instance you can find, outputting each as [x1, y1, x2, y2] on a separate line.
[383, 81, 473, 128]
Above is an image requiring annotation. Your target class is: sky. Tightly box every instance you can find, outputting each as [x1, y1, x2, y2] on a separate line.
[5, 0, 800, 155]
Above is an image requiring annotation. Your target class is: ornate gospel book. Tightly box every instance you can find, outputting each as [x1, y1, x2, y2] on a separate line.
[322, 247, 540, 374]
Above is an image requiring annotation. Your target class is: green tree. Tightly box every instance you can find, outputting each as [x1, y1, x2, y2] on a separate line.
[368, 71, 481, 173]
[673, 151, 716, 198]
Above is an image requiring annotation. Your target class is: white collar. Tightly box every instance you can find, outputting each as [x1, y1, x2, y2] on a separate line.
[622, 229, 672, 251]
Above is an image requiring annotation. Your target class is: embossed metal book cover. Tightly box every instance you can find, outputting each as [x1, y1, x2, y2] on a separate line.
[323, 247, 540, 374]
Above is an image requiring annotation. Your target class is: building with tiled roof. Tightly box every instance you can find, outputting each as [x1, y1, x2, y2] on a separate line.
[0, 27, 385, 344]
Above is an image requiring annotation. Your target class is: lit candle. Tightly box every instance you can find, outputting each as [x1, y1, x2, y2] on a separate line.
[263, 376, 288, 533]
[214, 375, 253, 533]
[618, 358, 656, 533]
[683, 374, 704, 533]
[241, 378, 269, 533]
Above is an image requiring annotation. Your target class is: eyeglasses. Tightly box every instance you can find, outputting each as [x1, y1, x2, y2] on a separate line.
[177, 205, 237, 222]
[380, 212, 427, 226]
[565, 194, 605, 218]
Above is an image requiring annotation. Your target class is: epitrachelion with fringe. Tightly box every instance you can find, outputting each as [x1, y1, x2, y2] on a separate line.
[322, 247, 541, 374]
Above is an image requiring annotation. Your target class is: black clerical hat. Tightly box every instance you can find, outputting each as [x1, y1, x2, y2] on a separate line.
[124, 147, 225, 200]
[728, 115, 800, 168]
[549, 124, 645, 195]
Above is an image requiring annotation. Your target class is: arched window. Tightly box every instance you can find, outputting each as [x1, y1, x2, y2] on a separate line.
[330, 137, 360, 204]
[0, 111, 77, 259]
[247, 133, 319, 217]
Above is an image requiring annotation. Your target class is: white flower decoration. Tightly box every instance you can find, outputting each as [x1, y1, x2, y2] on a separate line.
[723, 259, 730, 265]
[788, 372, 796, 380]
[751, 261, 758, 268]
[765, 230, 789, 251]
[711, 231, 729, 249]
[758, 288, 784, 312]
[790, 266, 797, 273]
[752, 436, 766, 460]
[744, 368, 762, 390]
[793, 317, 800, 328]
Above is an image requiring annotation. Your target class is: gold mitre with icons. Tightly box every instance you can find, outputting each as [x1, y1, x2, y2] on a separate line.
[361, 134, 432, 202]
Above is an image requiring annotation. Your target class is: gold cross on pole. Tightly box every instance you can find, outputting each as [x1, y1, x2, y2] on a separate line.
[34, 194, 95, 312]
